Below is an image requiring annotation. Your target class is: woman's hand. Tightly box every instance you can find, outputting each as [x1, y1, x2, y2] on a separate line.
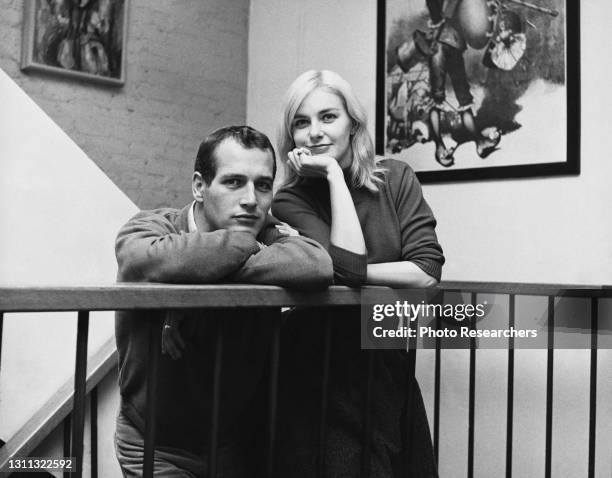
[366, 262, 438, 288]
[275, 221, 300, 237]
[287, 148, 341, 179]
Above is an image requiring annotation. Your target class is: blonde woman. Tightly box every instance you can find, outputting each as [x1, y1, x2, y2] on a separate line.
[272, 70, 444, 477]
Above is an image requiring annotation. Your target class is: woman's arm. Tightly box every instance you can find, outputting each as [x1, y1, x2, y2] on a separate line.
[278, 149, 367, 285]
[325, 162, 366, 255]
[286, 148, 366, 255]
[366, 261, 438, 288]
[366, 161, 444, 288]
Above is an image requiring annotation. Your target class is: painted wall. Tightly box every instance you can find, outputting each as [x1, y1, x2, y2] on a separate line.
[247, 0, 612, 286]
[0, 1, 249, 473]
[247, 1, 612, 476]
[0, 0, 250, 209]
[0, 68, 134, 477]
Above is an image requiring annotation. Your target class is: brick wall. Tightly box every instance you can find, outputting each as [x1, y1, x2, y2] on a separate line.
[0, 0, 249, 208]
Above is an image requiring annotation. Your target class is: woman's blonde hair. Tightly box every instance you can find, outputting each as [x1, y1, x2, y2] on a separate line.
[278, 70, 386, 191]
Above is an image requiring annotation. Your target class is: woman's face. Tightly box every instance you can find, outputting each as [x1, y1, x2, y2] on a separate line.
[291, 88, 354, 169]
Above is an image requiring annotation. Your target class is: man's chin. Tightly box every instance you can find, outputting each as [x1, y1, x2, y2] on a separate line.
[226, 224, 262, 236]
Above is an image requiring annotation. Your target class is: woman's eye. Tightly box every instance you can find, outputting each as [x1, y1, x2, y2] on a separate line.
[321, 113, 337, 122]
[293, 118, 308, 129]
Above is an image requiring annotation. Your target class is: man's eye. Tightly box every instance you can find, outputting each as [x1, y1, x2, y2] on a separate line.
[224, 178, 242, 187]
[256, 182, 272, 192]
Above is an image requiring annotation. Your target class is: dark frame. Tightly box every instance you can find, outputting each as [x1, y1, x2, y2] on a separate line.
[21, 0, 129, 87]
[376, 0, 580, 183]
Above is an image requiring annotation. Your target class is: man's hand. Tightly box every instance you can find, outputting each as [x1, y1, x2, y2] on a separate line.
[161, 315, 185, 360]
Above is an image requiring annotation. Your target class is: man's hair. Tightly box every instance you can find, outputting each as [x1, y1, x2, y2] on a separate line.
[195, 125, 276, 184]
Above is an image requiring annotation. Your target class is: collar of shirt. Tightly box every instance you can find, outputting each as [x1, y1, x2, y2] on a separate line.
[187, 201, 197, 233]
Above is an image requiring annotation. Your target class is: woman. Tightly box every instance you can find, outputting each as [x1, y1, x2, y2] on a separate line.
[272, 70, 444, 477]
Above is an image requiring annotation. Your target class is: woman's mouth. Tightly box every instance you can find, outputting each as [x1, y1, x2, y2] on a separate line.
[307, 144, 332, 153]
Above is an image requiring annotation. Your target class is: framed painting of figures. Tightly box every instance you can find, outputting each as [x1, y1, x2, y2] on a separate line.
[375, 0, 579, 182]
[21, 0, 128, 86]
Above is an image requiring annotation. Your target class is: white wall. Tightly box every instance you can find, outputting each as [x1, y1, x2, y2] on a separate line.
[0, 0, 250, 209]
[247, 0, 612, 285]
[0, 68, 134, 476]
[247, 2, 612, 476]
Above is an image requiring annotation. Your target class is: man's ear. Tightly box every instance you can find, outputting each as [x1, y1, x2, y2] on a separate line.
[192, 172, 206, 203]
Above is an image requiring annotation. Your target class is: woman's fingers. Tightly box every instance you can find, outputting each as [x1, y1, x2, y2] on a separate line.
[288, 148, 334, 178]
[287, 150, 300, 173]
[275, 222, 300, 236]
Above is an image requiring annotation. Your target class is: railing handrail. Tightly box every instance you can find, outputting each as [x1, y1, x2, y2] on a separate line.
[0, 282, 610, 312]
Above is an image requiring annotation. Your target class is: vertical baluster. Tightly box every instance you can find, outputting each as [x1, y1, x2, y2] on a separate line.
[71, 311, 89, 478]
[544, 296, 554, 478]
[90, 387, 98, 478]
[316, 315, 332, 478]
[588, 297, 598, 478]
[63, 415, 71, 478]
[360, 351, 375, 477]
[467, 293, 476, 478]
[0, 312, 4, 373]
[506, 295, 515, 478]
[266, 313, 282, 477]
[404, 314, 418, 472]
[143, 319, 161, 478]
[434, 336, 441, 465]
[433, 295, 442, 465]
[209, 320, 224, 478]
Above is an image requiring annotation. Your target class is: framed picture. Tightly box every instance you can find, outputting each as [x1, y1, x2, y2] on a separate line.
[375, 0, 579, 182]
[21, 0, 128, 87]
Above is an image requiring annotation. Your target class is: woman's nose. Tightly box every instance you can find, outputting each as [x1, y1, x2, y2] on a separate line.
[309, 121, 323, 139]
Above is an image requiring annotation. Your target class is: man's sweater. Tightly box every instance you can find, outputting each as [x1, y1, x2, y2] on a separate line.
[115, 204, 332, 454]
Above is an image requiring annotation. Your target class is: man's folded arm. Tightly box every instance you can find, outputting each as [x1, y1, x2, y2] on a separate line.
[115, 212, 260, 282]
[231, 235, 334, 290]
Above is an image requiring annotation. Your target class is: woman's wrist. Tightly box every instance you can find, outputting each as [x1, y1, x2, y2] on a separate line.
[326, 161, 344, 182]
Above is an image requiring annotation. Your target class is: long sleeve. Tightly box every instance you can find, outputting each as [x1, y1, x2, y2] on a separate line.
[390, 164, 444, 281]
[231, 232, 333, 290]
[272, 186, 367, 286]
[115, 209, 260, 283]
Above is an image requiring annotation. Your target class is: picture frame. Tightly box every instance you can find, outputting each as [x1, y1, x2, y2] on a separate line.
[21, 0, 129, 87]
[375, 0, 580, 183]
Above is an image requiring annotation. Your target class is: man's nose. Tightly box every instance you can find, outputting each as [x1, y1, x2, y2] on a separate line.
[239, 183, 257, 207]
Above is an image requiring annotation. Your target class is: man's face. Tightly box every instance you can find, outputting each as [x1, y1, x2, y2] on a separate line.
[193, 139, 275, 236]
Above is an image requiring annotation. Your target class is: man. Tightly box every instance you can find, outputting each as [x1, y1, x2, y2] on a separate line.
[114, 125, 333, 477]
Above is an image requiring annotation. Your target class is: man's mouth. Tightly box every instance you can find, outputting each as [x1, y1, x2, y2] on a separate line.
[234, 214, 259, 222]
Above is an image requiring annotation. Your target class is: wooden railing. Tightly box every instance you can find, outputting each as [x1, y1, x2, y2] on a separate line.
[0, 282, 610, 477]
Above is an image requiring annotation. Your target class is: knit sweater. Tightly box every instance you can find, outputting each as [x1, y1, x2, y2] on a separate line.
[272, 158, 444, 285]
[270, 159, 443, 477]
[115, 204, 333, 454]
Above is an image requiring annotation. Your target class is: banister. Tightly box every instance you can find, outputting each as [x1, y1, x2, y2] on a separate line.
[0, 281, 609, 476]
[0, 282, 610, 313]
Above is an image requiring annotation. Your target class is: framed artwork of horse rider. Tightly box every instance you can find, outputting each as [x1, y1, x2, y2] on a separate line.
[376, 0, 579, 182]
[21, 0, 129, 86]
